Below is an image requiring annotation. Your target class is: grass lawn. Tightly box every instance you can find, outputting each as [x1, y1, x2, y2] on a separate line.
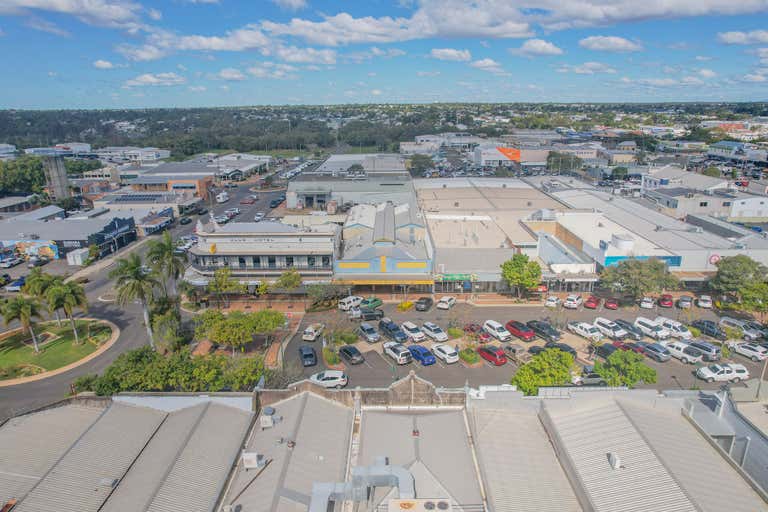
[0, 321, 111, 380]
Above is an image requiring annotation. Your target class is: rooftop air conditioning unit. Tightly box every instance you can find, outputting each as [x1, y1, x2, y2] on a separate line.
[388, 500, 452, 512]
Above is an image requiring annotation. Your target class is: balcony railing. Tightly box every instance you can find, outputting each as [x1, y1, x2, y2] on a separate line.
[191, 264, 333, 272]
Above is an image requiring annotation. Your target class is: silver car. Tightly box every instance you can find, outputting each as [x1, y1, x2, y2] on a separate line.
[358, 322, 380, 343]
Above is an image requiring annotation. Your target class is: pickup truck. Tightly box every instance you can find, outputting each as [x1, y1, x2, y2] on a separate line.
[301, 323, 325, 342]
[567, 321, 603, 342]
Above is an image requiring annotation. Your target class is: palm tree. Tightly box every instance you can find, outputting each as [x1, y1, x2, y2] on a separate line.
[3, 297, 43, 353]
[109, 253, 159, 349]
[24, 269, 62, 325]
[146, 231, 185, 298]
[45, 281, 88, 344]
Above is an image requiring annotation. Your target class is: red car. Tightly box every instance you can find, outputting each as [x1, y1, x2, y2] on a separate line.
[658, 294, 674, 308]
[240, 197, 255, 205]
[464, 323, 491, 342]
[584, 296, 601, 309]
[477, 346, 507, 366]
[505, 320, 536, 342]
[604, 297, 619, 310]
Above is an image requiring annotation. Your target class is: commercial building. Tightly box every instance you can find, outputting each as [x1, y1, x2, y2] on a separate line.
[130, 174, 213, 199]
[12, 205, 65, 222]
[93, 192, 201, 219]
[0, 144, 16, 160]
[24, 142, 92, 157]
[708, 141, 768, 163]
[43, 156, 70, 201]
[287, 175, 415, 210]
[0, 196, 36, 215]
[185, 221, 340, 287]
[93, 146, 171, 163]
[311, 154, 408, 177]
[415, 132, 486, 150]
[641, 165, 728, 193]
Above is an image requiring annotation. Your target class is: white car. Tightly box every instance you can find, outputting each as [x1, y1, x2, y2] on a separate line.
[0, 257, 22, 268]
[254, 212, 266, 222]
[225, 207, 241, 217]
[634, 317, 671, 340]
[338, 295, 363, 311]
[309, 370, 348, 389]
[432, 343, 459, 364]
[666, 341, 704, 364]
[567, 321, 603, 342]
[422, 322, 448, 342]
[696, 363, 749, 383]
[301, 323, 324, 342]
[654, 317, 692, 340]
[639, 297, 656, 309]
[732, 342, 768, 362]
[563, 295, 583, 309]
[593, 317, 628, 340]
[544, 296, 561, 308]
[401, 321, 426, 342]
[697, 295, 713, 309]
[436, 296, 457, 310]
[383, 342, 412, 365]
[483, 320, 511, 341]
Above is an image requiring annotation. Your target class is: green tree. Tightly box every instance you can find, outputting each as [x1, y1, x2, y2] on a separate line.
[711, 255, 767, 300]
[599, 258, 678, 300]
[511, 348, 575, 395]
[2, 296, 43, 353]
[152, 309, 185, 353]
[594, 350, 657, 387]
[274, 268, 302, 292]
[409, 154, 435, 176]
[702, 166, 721, 178]
[209, 311, 254, 357]
[24, 269, 63, 326]
[306, 283, 344, 306]
[500, 254, 542, 297]
[347, 163, 364, 173]
[546, 151, 583, 172]
[251, 309, 286, 344]
[611, 166, 628, 180]
[45, 281, 88, 344]
[194, 309, 226, 340]
[740, 280, 768, 322]
[146, 231, 185, 297]
[109, 253, 159, 349]
[208, 267, 244, 308]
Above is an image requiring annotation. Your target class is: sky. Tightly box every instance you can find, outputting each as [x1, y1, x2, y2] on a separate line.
[1, 0, 768, 109]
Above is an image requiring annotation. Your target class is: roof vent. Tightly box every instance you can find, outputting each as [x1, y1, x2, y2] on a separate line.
[99, 478, 118, 488]
[242, 451, 268, 469]
[607, 452, 623, 470]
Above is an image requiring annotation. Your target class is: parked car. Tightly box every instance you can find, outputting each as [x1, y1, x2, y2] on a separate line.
[379, 318, 408, 343]
[301, 323, 325, 342]
[639, 297, 655, 309]
[253, 212, 266, 222]
[644, 343, 672, 362]
[526, 320, 561, 343]
[401, 321, 426, 342]
[239, 197, 256, 205]
[572, 367, 608, 386]
[27, 256, 48, 268]
[0, 274, 11, 286]
[360, 308, 385, 321]
[384, 341, 412, 365]
[622, 341, 650, 354]
[0, 257, 22, 268]
[654, 317, 692, 340]
[299, 345, 318, 367]
[432, 343, 459, 364]
[477, 345, 507, 366]
[358, 322, 380, 343]
[422, 322, 449, 342]
[658, 294, 674, 308]
[338, 296, 363, 311]
[677, 295, 693, 309]
[567, 321, 603, 342]
[408, 345, 436, 366]
[213, 215, 230, 224]
[309, 370, 347, 389]
[688, 340, 721, 362]
[666, 341, 703, 364]
[179, 216, 192, 225]
[691, 319, 727, 341]
[503, 343, 532, 365]
[339, 345, 364, 365]
[414, 297, 433, 311]
[563, 294, 583, 309]
[697, 295, 713, 308]
[436, 296, 457, 310]
[696, 363, 749, 383]
[4, 276, 25, 292]
[505, 320, 535, 342]
[544, 342, 577, 357]
[604, 297, 620, 310]
[360, 297, 383, 310]
[529, 345, 546, 356]
[484, 320, 511, 341]
[269, 198, 283, 208]
[596, 343, 619, 359]
[544, 296, 561, 308]
[614, 319, 644, 341]
[744, 320, 768, 340]
[224, 207, 241, 217]
[593, 317, 628, 340]
[196, 208, 208, 215]
[584, 295, 601, 309]
[634, 317, 671, 340]
[731, 342, 768, 362]
[720, 317, 763, 341]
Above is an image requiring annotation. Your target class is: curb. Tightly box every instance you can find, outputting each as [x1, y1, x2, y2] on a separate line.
[0, 318, 121, 387]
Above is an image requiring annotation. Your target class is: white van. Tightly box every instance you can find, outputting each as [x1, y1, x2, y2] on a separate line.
[483, 320, 511, 341]
[654, 316, 692, 340]
[338, 295, 363, 311]
[634, 317, 671, 340]
[216, 191, 229, 203]
[666, 341, 704, 364]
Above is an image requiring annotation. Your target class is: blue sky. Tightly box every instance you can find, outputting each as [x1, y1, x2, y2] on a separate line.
[1, 0, 768, 108]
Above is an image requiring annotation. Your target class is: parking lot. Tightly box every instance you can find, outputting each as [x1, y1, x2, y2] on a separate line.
[284, 297, 767, 391]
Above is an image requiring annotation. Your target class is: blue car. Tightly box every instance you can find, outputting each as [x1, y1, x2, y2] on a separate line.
[5, 276, 25, 292]
[408, 345, 436, 366]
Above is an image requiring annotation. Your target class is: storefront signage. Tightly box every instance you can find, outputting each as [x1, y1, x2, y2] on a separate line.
[434, 273, 478, 282]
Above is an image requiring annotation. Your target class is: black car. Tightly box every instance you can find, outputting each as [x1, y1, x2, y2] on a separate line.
[614, 318, 644, 341]
[197, 208, 208, 215]
[179, 216, 192, 225]
[414, 297, 434, 311]
[269, 198, 282, 208]
[544, 342, 576, 357]
[299, 345, 317, 367]
[691, 319, 727, 341]
[526, 320, 561, 343]
[596, 343, 618, 359]
[360, 308, 385, 321]
[339, 345, 364, 365]
[379, 318, 408, 343]
[529, 345, 546, 356]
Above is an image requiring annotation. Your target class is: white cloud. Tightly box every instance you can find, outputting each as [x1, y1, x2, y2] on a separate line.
[147, 8, 161, 20]
[754, 47, 768, 64]
[216, 67, 246, 81]
[0, 0, 143, 28]
[271, 0, 307, 10]
[510, 38, 563, 56]
[579, 36, 642, 52]
[247, 61, 298, 79]
[417, 70, 440, 76]
[625, 76, 706, 87]
[93, 59, 114, 69]
[718, 30, 768, 44]
[695, 55, 712, 61]
[557, 61, 616, 74]
[698, 68, 717, 78]
[470, 58, 507, 75]
[25, 17, 70, 36]
[345, 46, 405, 63]
[743, 72, 767, 82]
[188, 85, 207, 92]
[430, 48, 471, 61]
[273, 45, 336, 64]
[124, 72, 186, 87]
[371, 89, 382, 96]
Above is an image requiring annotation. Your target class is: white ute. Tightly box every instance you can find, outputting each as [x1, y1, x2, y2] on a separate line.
[567, 321, 603, 342]
[301, 323, 324, 342]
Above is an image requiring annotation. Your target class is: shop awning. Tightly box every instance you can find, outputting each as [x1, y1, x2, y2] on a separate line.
[333, 274, 433, 286]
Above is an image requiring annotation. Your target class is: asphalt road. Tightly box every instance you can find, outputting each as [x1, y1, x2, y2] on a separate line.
[0, 178, 286, 420]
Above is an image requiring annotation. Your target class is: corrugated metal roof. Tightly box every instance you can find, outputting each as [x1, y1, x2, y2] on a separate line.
[0, 405, 103, 505]
[15, 402, 166, 512]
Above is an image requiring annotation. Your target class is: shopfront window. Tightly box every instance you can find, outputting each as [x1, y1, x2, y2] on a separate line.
[321, 256, 330, 267]
[286, 256, 294, 268]
[308, 256, 316, 267]
[268, 256, 276, 269]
